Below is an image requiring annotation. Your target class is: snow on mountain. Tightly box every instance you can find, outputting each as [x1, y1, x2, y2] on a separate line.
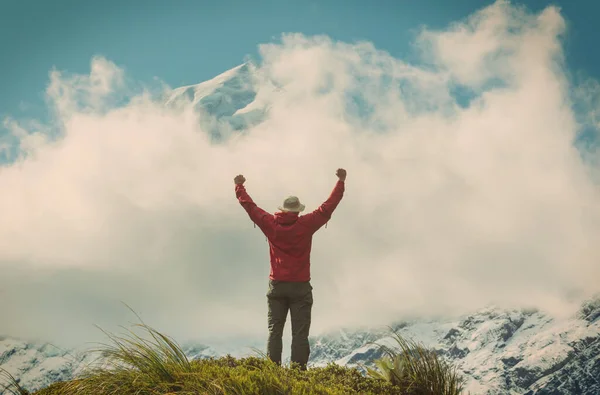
[0, 336, 93, 393]
[165, 63, 269, 140]
[305, 299, 600, 395]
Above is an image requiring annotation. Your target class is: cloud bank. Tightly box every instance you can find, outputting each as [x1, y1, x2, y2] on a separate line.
[1, 1, 599, 347]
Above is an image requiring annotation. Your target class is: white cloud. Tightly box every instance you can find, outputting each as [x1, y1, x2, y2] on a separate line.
[0, 1, 599, 348]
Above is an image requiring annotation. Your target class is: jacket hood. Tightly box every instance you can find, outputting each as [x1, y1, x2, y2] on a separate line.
[274, 211, 299, 225]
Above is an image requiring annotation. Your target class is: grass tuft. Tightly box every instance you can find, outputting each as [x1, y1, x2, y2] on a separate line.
[1, 367, 30, 395]
[365, 328, 465, 395]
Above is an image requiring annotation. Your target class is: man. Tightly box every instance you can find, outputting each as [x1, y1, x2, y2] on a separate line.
[234, 168, 346, 370]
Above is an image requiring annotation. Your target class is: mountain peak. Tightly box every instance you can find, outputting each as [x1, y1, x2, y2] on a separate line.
[165, 62, 267, 139]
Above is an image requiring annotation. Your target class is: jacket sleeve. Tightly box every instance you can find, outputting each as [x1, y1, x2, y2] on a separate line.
[235, 184, 273, 233]
[302, 180, 345, 232]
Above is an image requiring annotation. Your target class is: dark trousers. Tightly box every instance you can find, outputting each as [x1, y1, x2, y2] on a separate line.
[266, 279, 313, 370]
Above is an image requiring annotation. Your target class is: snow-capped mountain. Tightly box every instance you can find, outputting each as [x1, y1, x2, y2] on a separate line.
[0, 336, 93, 393]
[165, 63, 269, 140]
[307, 297, 600, 395]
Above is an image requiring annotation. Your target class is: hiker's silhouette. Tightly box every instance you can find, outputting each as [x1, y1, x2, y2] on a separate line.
[234, 169, 346, 369]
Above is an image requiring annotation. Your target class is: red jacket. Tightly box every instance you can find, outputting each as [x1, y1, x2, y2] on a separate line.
[235, 181, 345, 282]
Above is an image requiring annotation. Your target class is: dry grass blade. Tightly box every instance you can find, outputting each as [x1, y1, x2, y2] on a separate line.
[0, 367, 30, 395]
[365, 327, 465, 395]
[88, 323, 191, 383]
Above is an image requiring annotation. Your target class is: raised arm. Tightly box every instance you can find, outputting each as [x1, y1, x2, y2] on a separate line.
[301, 168, 346, 232]
[234, 175, 273, 232]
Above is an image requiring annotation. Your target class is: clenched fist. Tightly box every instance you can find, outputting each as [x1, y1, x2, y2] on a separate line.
[336, 168, 347, 181]
[234, 174, 246, 185]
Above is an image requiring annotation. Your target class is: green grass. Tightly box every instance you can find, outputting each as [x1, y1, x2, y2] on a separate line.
[365, 330, 465, 395]
[2, 312, 465, 395]
[32, 355, 400, 395]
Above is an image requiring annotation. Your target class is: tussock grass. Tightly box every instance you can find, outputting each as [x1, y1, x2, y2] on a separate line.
[365, 329, 465, 395]
[1, 367, 30, 395]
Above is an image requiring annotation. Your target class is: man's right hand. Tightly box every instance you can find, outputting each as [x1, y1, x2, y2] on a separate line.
[336, 168, 347, 181]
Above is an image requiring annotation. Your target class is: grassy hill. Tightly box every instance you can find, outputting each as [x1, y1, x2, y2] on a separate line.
[2, 317, 465, 395]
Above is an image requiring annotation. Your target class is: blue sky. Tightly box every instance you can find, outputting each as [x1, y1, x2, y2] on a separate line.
[1, 0, 599, 122]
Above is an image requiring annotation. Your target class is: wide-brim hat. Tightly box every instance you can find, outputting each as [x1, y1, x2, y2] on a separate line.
[278, 196, 305, 213]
